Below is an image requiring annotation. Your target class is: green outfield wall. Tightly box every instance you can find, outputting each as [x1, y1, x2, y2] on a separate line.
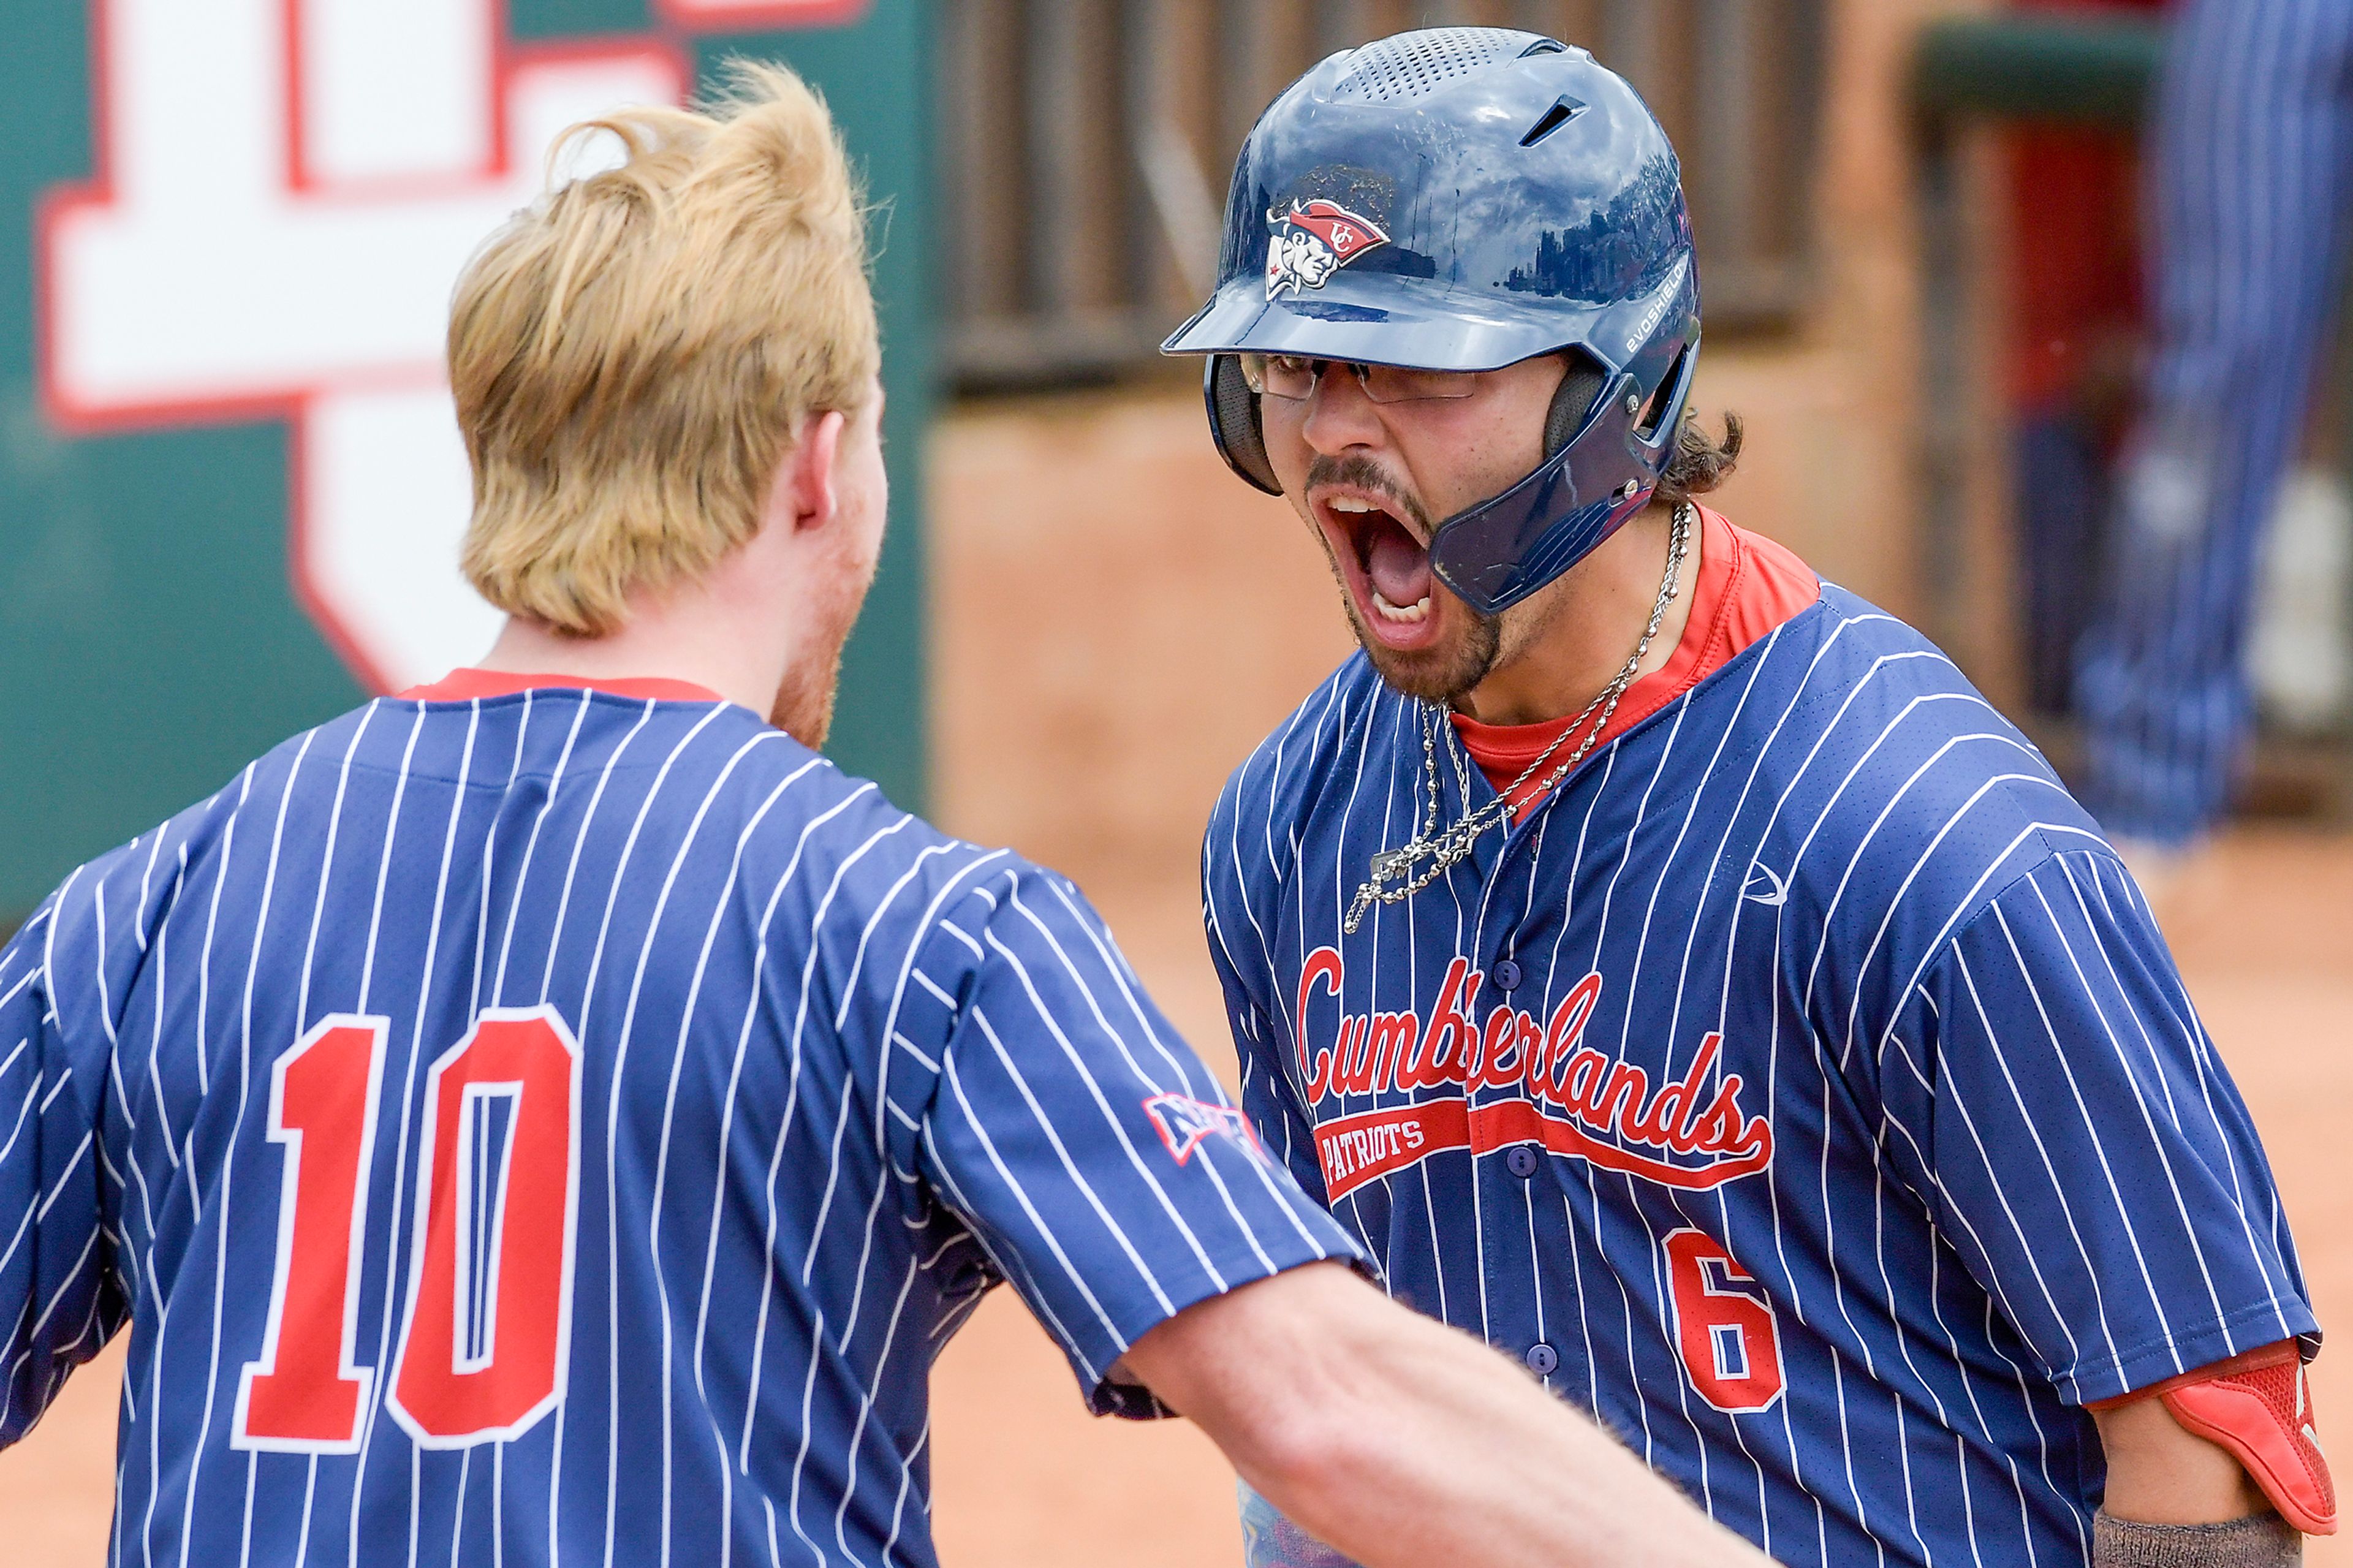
[0, 0, 931, 918]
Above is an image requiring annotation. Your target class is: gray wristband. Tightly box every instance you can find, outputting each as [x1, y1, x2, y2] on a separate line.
[2094, 1510, 2300, 1567]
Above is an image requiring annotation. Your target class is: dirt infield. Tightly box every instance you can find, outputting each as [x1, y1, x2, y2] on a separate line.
[6, 391, 2350, 1564]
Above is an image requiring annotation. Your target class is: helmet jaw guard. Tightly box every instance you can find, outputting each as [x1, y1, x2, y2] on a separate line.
[1170, 26, 1703, 610]
[1431, 333, 1697, 615]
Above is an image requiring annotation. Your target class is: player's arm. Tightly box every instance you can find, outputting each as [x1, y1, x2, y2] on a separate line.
[1119, 1260, 1769, 1568]
[2087, 1344, 2322, 1563]
[912, 869, 1758, 1565]
[0, 895, 126, 1447]
[2088, 1403, 2302, 1563]
[2093, 1395, 2268, 1515]
[1874, 848, 2327, 1563]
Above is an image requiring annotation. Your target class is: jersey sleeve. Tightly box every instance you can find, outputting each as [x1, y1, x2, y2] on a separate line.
[0, 893, 130, 1446]
[1873, 848, 2315, 1406]
[912, 866, 1363, 1417]
[1202, 831, 1332, 1211]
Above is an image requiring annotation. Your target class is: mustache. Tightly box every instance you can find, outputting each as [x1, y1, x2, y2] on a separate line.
[1305, 453, 1435, 536]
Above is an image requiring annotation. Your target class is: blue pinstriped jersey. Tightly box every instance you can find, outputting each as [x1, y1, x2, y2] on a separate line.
[0, 686, 1358, 1567]
[1206, 586, 2316, 1567]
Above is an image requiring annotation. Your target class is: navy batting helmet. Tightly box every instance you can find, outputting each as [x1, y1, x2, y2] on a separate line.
[1161, 28, 1701, 616]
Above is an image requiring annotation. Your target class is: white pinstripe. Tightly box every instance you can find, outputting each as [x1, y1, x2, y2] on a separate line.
[203, 729, 317, 1568]
[363, 701, 482, 1568]
[591, 726, 781, 1568]
[724, 784, 884, 1474]
[336, 702, 428, 1563]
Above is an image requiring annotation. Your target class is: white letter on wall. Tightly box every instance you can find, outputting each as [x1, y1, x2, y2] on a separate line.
[42, 0, 685, 689]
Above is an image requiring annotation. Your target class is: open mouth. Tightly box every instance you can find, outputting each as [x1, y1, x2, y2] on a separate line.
[1314, 487, 1441, 650]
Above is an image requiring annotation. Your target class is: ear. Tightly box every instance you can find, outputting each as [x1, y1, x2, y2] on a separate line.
[779, 409, 847, 535]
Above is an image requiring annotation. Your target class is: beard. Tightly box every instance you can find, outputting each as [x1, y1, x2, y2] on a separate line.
[769, 546, 876, 751]
[1337, 584, 1504, 705]
[770, 647, 844, 750]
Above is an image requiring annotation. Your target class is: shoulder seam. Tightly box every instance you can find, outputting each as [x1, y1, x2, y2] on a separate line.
[1900, 831, 2124, 1017]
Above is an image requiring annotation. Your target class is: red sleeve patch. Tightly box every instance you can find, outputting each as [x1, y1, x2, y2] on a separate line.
[1142, 1093, 1262, 1167]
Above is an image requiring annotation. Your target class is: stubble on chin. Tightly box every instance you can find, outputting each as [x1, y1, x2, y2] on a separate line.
[1328, 577, 1502, 708]
[1297, 497, 1504, 705]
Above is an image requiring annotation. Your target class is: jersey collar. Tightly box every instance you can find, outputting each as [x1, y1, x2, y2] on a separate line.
[395, 668, 726, 705]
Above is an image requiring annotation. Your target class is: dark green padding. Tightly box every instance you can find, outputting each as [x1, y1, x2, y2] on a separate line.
[1912, 11, 2168, 129]
[0, 1, 932, 917]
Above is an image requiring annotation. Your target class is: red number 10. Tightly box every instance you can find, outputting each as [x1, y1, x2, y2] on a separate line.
[232, 1007, 582, 1452]
[1663, 1227, 1786, 1414]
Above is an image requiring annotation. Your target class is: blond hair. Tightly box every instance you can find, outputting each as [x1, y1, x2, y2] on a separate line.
[451, 61, 879, 635]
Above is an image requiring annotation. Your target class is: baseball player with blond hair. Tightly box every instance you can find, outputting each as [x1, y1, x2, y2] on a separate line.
[1170, 28, 2333, 1568]
[0, 61, 1770, 1568]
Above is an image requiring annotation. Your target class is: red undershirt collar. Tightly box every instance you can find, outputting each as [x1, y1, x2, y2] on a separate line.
[395, 669, 726, 705]
[1451, 506, 1820, 819]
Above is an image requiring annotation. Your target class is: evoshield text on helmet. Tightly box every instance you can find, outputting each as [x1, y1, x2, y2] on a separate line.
[1162, 27, 1702, 616]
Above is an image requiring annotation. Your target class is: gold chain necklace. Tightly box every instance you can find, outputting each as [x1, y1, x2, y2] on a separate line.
[1343, 502, 1693, 934]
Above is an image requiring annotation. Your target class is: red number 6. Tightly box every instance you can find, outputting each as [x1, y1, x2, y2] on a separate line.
[1663, 1227, 1785, 1414]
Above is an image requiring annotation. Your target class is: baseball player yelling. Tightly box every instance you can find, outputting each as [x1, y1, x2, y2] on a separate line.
[1168, 28, 2333, 1568]
[0, 63, 1770, 1568]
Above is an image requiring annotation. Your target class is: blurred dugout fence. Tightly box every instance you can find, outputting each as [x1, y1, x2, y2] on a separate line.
[1914, 6, 2353, 791]
[936, 0, 1828, 391]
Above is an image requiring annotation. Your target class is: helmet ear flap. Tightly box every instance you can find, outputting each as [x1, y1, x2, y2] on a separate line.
[1205, 354, 1282, 495]
[1543, 353, 1610, 458]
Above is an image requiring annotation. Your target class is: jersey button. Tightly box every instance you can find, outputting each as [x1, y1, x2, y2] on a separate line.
[1525, 1342, 1559, 1376]
[1505, 1144, 1541, 1179]
[1491, 958, 1523, 991]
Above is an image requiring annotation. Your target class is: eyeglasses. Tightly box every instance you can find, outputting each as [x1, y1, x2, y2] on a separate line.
[1238, 352, 1481, 404]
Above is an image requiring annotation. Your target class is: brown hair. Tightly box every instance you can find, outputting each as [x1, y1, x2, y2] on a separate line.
[1654, 409, 1744, 507]
[450, 60, 879, 636]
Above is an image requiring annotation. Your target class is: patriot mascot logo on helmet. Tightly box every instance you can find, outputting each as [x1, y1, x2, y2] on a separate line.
[1264, 198, 1389, 298]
